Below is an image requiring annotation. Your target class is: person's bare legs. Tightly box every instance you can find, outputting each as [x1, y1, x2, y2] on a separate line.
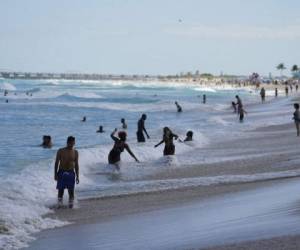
[58, 189, 64, 206]
[296, 122, 300, 136]
[68, 189, 74, 208]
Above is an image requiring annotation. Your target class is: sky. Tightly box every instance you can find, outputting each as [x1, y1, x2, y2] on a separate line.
[1, 0, 300, 76]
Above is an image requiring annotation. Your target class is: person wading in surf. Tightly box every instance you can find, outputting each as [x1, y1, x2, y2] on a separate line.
[108, 129, 139, 170]
[54, 136, 79, 208]
[154, 127, 179, 155]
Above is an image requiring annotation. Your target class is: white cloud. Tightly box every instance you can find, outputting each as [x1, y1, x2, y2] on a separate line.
[165, 23, 300, 39]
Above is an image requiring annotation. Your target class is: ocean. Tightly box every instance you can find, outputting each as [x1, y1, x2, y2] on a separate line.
[0, 78, 292, 249]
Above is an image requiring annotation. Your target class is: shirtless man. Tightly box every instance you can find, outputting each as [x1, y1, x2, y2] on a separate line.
[136, 114, 150, 142]
[54, 136, 79, 208]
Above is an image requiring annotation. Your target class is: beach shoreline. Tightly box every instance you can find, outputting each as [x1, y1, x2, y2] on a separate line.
[23, 90, 300, 249]
[9, 82, 300, 249]
[29, 177, 300, 250]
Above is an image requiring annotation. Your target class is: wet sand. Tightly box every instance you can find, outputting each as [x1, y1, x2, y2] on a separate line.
[26, 92, 300, 250]
[29, 178, 300, 250]
[204, 234, 300, 250]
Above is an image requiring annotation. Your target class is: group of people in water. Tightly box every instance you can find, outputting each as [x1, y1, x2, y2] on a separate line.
[52, 112, 194, 207]
[3, 89, 34, 103]
[50, 83, 300, 207]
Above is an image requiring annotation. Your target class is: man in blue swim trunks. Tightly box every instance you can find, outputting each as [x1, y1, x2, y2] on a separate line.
[54, 136, 79, 208]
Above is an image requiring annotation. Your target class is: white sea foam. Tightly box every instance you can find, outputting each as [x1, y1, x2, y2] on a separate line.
[0, 82, 16, 91]
[0, 161, 69, 250]
[209, 116, 231, 126]
[194, 87, 217, 92]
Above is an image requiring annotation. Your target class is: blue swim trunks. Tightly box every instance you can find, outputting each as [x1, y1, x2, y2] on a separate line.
[56, 170, 75, 190]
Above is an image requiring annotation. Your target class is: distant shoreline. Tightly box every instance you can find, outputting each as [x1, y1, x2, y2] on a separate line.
[0, 71, 263, 82]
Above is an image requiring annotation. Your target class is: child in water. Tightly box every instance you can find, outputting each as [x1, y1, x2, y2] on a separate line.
[154, 127, 179, 155]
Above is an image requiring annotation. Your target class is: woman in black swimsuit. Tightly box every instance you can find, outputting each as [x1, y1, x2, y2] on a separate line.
[154, 127, 178, 155]
[108, 129, 139, 168]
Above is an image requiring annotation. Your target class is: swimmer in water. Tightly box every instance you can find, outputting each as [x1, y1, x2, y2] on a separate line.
[175, 101, 182, 112]
[179, 130, 193, 142]
[121, 118, 127, 129]
[41, 135, 52, 148]
[96, 126, 104, 133]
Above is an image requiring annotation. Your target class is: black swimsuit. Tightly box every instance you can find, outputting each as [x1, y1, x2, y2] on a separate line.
[163, 134, 177, 155]
[108, 141, 127, 164]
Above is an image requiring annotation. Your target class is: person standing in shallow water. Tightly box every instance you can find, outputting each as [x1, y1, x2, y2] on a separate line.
[275, 88, 278, 97]
[235, 95, 243, 114]
[285, 86, 289, 97]
[108, 129, 139, 169]
[54, 136, 79, 208]
[136, 114, 150, 142]
[239, 107, 247, 122]
[154, 127, 179, 155]
[293, 103, 300, 136]
[260, 87, 266, 103]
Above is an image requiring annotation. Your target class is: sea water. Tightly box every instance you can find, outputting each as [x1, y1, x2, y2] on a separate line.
[0, 78, 293, 249]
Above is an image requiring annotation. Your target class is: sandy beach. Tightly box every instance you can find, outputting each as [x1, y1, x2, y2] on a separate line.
[28, 178, 300, 250]
[21, 90, 300, 250]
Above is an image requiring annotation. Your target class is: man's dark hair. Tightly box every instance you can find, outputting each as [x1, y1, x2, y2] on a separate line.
[67, 136, 75, 143]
